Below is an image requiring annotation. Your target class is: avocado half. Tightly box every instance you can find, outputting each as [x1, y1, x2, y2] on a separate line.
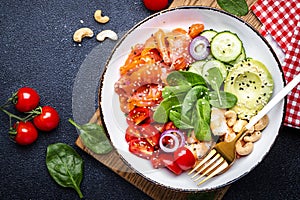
[224, 59, 274, 120]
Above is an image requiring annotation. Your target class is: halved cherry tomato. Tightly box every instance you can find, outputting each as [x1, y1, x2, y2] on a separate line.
[126, 107, 151, 125]
[174, 147, 196, 171]
[140, 124, 161, 149]
[150, 150, 182, 175]
[129, 138, 154, 159]
[128, 84, 162, 108]
[33, 106, 60, 131]
[14, 87, 40, 112]
[143, 0, 168, 11]
[162, 121, 178, 132]
[14, 121, 38, 145]
[125, 125, 141, 142]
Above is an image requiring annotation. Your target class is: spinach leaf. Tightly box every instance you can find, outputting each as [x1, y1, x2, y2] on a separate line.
[153, 95, 180, 123]
[69, 119, 113, 154]
[217, 0, 249, 16]
[166, 71, 206, 87]
[162, 85, 191, 99]
[182, 85, 209, 117]
[209, 91, 238, 108]
[206, 67, 224, 91]
[46, 143, 84, 199]
[192, 100, 212, 141]
[169, 110, 194, 129]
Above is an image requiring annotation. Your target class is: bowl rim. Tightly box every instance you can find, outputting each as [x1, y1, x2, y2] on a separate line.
[98, 6, 286, 192]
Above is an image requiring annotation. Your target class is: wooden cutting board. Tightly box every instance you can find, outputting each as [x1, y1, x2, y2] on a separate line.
[75, 1, 262, 199]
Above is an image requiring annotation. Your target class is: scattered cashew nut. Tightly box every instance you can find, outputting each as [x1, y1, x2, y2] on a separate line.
[73, 27, 94, 43]
[235, 140, 254, 156]
[96, 30, 118, 42]
[233, 119, 248, 133]
[94, 10, 110, 24]
[224, 130, 236, 142]
[254, 115, 269, 131]
[244, 131, 262, 143]
[225, 110, 237, 127]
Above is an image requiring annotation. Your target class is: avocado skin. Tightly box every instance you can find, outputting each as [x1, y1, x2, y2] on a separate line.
[224, 59, 274, 120]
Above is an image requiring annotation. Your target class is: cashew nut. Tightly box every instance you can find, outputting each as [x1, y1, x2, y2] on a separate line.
[254, 115, 269, 131]
[73, 27, 94, 43]
[235, 140, 254, 156]
[96, 30, 118, 42]
[225, 110, 237, 127]
[224, 130, 236, 142]
[244, 131, 262, 142]
[232, 119, 248, 133]
[94, 10, 110, 24]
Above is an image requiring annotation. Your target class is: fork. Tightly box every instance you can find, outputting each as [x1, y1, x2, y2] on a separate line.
[189, 73, 300, 186]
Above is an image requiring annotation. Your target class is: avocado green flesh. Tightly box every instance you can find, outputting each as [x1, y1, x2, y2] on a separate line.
[224, 59, 274, 119]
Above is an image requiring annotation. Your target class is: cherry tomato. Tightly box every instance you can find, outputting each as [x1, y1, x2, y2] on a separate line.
[33, 106, 60, 131]
[150, 150, 182, 175]
[126, 107, 151, 125]
[140, 124, 161, 149]
[129, 138, 154, 159]
[14, 87, 40, 112]
[174, 147, 196, 171]
[14, 121, 38, 145]
[143, 0, 168, 11]
[125, 125, 141, 142]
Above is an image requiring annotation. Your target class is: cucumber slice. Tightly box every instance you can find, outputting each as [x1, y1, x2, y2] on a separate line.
[200, 29, 218, 42]
[228, 47, 246, 66]
[188, 60, 206, 75]
[202, 59, 227, 80]
[211, 31, 243, 63]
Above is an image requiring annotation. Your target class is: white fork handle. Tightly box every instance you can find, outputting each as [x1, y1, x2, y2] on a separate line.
[246, 73, 300, 129]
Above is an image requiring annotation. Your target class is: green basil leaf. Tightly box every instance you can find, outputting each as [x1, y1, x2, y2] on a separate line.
[209, 91, 238, 108]
[46, 143, 84, 199]
[69, 119, 113, 154]
[217, 0, 249, 16]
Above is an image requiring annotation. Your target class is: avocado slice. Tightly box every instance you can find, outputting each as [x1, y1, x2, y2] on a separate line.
[224, 59, 274, 120]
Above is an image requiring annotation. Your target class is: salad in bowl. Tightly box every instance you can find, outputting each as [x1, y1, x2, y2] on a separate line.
[100, 7, 284, 191]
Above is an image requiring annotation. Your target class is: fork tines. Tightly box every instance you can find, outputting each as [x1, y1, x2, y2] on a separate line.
[188, 149, 229, 185]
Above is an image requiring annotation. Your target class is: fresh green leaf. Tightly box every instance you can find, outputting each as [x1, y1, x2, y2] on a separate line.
[206, 67, 224, 91]
[69, 119, 113, 154]
[182, 85, 209, 117]
[153, 95, 180, 123]
[169, 110, 194, 129]
[166, 71, 206, 87]
[217, 0, 249, 16]
[46, 143, 84, 199]
[209, 91, 237, 108]
[162, 85, 191, 99]
[192, 99, 212, 141]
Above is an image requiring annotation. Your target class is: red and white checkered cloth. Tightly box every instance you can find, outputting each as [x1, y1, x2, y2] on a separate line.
[251, 0, 300, 129]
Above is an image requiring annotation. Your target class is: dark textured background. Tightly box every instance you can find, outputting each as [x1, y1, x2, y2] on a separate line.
[0, 1, 299, 199]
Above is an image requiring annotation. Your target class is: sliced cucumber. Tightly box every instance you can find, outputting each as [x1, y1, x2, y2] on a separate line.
[200, 29, 218, 42]
[188, 60, 206, 75]
[228, 47, 246, 66]
[211, 31, 243, 63]
[202, 59, 227, 80]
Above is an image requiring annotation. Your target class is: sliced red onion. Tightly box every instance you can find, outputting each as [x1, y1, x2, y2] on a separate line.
[159, 129, 185, 153]
[189, 36, 210, 60]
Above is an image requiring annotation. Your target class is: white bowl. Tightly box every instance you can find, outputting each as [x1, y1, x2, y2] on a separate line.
[100, 6, 285, 191]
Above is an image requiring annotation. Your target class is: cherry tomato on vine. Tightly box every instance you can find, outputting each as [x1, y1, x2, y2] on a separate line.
[33, 106, 60, 131]
[174, 147, 196, 171]
[143, 0, 168, 11]
[14, 87, 40, 112]
[13, 121, 38, 145]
